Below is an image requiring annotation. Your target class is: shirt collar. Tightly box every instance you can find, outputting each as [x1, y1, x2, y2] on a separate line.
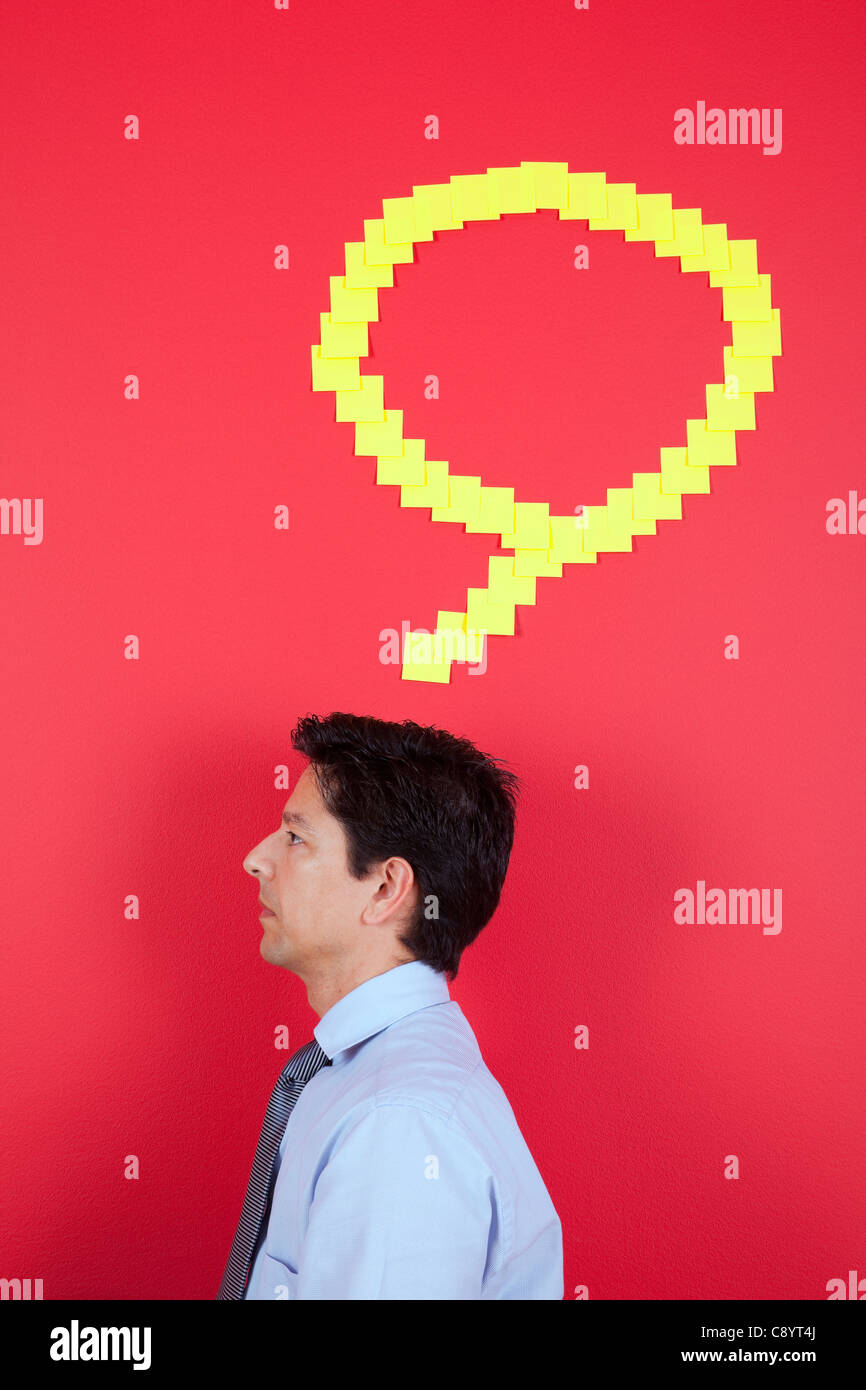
[314, 959, 450, 1060]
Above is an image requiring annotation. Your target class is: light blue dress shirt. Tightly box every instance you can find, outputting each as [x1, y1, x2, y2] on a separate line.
[244, 959, 563, 1299]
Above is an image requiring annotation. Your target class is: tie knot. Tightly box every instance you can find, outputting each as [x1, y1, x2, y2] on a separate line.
[281, 1037, 331, 1085]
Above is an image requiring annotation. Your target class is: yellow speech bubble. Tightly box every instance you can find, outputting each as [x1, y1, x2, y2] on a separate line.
[312, 163, 781, 683]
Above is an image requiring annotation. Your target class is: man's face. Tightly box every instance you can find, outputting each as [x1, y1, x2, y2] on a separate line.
[242, 765, 385, 974]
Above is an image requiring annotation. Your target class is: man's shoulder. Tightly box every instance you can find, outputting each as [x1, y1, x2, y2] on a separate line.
[361, 999, 514, 1128]
[306, 999, 559, 1241]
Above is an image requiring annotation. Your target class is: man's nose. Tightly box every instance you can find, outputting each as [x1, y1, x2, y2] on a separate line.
[243, 837, 273, 877]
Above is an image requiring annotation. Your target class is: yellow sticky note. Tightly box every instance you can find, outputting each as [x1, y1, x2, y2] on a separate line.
[723, 347, 774, 393]
[435, 612, 484, 665]
[655, 208, 704, 258]
[722, 275, 773, 323]
[431, 474, 481, 526]
[311, 344, 360, 392]
[513, 501, 550, 549]
[524, 161, 569, 209]
[632, 472, 684, 520]
[589, 182, 638, 231]
[466, 588, 515, 636]
[514, 549, 563, 577]
[583, 508, 634, 553]
[400, 459, 450, 509]
[578, 504, 606, 553]
[684, 420, 737, 469]
[436, 610, 466, 635]
[624, 193, 674, 243]
[402, 629, 452, 683]
[487, 165, 536, 215]
[355, 408, 404, 458]
[330, 275, 379, 325]
[320, 312, 368, 360]
[377, 438, 426, 485]
[335, 373, 384, 423]
[411, 183, 464, 233]
[607, 486, 656, 536]
[548, 515, 590, 563]
[362, 218, 414, 267]
[382, 197, 416, 246]
[561, 172, 608, 220]
[680, 223, 731, 273]
[343, 242, 394, 290]
[487, 556, 537, 605]
[705, 383, 756, 431]
[659, 446, 711, 495]
[731, 308, 781, 357]
[466, 486, 515, 535]
[710, 239, 759, 288]
[450, 174, 497, 222]
[592, 511, 636, 552]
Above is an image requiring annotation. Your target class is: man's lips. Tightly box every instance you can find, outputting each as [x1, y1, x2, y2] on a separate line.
[259, 900, 276, 918]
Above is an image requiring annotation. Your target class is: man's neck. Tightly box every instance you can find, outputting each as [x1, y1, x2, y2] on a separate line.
[305, 955, 415, 1019]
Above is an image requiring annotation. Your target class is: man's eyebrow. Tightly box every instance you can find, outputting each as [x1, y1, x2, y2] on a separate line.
[281, 810, 315, 832]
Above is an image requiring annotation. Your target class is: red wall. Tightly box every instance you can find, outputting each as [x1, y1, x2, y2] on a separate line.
[1, 0, 864, 1300]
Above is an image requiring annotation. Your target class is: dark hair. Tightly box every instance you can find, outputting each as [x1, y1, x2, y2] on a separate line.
[290, 712, 519, 979]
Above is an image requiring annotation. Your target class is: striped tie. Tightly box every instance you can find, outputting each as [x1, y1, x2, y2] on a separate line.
[217, 1038, 331, 1300]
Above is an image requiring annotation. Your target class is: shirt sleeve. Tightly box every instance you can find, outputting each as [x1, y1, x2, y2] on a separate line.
[294, 1100, 498, 1299]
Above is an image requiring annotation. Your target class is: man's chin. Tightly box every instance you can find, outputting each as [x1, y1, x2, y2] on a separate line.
[259, 932, 295, 969]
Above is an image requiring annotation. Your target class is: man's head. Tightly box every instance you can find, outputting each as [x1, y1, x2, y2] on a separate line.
[242, 712, 519, 987]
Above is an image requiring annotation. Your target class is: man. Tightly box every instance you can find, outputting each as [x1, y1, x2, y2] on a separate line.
[217, 711, 563, 1300]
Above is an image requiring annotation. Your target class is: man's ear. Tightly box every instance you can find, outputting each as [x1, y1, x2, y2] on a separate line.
[360, 856, 416, 926]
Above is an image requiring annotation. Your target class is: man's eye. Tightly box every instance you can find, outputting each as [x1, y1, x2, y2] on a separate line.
[285, 831, 302, 844]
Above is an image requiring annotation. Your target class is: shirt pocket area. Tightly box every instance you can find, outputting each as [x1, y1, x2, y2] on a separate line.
[257, 1251, 299, 1300]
